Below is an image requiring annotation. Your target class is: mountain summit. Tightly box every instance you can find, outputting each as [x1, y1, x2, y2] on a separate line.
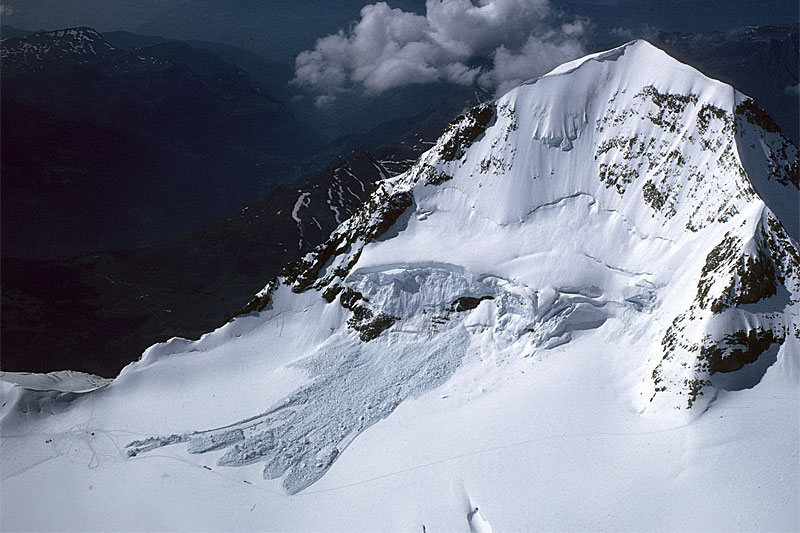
[2, 40, 798, 531]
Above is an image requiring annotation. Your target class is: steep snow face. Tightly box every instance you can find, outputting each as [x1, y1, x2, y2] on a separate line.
[257, 38, 798, 415]
[1, 41, 798, 530]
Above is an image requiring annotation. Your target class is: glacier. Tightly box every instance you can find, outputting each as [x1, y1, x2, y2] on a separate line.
[1, 40, 798, 531]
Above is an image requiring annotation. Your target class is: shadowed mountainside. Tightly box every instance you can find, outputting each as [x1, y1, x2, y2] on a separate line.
[1, 27, 317, 260]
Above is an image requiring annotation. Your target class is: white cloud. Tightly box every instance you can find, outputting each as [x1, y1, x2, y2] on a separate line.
[610, 24, 659, 42]
[293, 0, 586, 104]
[478, 33, 584, 95]
[0, 4, 14, 17]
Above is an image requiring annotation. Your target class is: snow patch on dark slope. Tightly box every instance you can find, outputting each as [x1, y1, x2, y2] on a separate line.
[1, 40, 798, 530]
[0, 28, 116, 69]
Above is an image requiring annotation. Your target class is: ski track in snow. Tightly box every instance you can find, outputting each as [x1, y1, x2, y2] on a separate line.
[119, 414, 703, 499]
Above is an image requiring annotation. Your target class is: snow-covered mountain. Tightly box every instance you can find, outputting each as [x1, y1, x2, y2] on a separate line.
[2, 40, 798, 531]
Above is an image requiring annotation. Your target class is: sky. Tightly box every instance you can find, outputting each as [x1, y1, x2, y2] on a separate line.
[2, 0, 798, 104]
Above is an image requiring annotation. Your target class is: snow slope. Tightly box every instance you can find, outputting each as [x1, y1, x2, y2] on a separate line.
[1, 40, 798, 531]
